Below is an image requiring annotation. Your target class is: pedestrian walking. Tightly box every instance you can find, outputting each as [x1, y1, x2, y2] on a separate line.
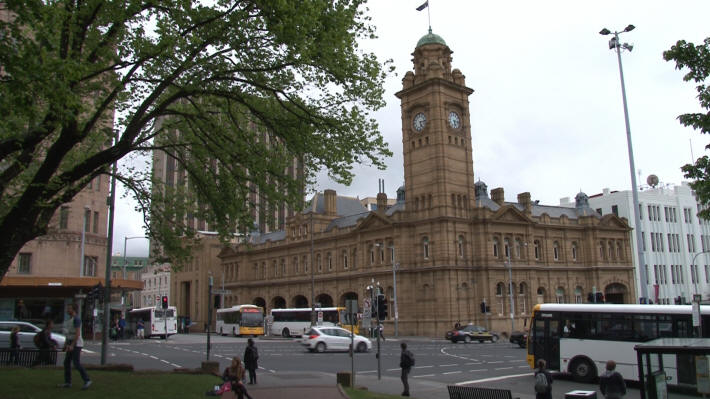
[136, 319, 145, 339]
[600, 360, 626, 399]
[399, 342, 415, 397]
[534, 359, 553, 399]
[32, 320, 58, 366]
[118, 315, 127, 339]
[378, 324, 386, 341]
[58, 303, 91, 390]
[243, 338, 259, 384]
[9, 326, 20, 365]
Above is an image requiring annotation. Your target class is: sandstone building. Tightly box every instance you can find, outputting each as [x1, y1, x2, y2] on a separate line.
[175, 30, 637, 337]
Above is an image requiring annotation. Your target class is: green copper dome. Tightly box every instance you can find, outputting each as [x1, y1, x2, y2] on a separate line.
[416, 28, 446, 48]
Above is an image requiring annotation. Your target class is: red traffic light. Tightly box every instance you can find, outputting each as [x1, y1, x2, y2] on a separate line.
[161, 295, 168, 309]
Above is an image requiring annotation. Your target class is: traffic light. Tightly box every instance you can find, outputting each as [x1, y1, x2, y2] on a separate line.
[377, 294, 387, 320]
[161, 295, 168, 309]
[214, 294, 221, 309]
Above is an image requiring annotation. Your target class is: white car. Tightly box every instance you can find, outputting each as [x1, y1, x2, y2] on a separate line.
[301, 326, 372, 353]
[0, 321, 66, 349]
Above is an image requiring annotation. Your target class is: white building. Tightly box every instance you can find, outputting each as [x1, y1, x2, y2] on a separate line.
[140, 263, 171, 308]
[561, 182, 710, 304]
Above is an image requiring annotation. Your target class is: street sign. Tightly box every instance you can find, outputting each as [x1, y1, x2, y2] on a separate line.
[212, 289, 232, 295]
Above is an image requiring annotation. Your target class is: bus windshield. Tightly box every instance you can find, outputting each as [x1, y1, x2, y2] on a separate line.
[240, 310, 263, 327]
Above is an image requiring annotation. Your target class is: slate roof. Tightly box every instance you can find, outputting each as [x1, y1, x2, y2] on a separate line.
[476, 195, 600, 219]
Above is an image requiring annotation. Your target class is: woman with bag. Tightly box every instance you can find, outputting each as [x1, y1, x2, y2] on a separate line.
[207, 357, 253, 399]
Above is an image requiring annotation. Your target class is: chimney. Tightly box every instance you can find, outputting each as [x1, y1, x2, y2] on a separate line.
[491, 187, 505, 205]
[376, 192, 388, 212]
[518, 192, 532, 213]
[324, 189, 337, 216]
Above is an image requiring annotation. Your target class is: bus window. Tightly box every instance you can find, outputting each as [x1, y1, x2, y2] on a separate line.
[658, 316, 673, 337]
[674, 318, 692, 338]
[633, 315, 658, 341]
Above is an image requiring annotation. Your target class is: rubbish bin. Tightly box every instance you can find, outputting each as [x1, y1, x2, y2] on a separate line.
[565, 390, 597, 399]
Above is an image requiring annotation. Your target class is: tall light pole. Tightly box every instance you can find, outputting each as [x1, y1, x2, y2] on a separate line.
[310, 211, 315, 326]
[600, 24, 648, 302]
[388, 244, 399, 337]
[505, 258, 514, 332]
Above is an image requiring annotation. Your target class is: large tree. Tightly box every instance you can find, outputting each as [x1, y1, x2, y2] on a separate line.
[664, 38, 710, 218]
[0, 0, 392, 279]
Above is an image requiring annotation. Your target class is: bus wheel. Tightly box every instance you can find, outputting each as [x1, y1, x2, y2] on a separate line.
[464, 335, 472, 343]
[282, 328, 290, 338]
[316, 342, 326, 353]
[571, 358, 597, 383]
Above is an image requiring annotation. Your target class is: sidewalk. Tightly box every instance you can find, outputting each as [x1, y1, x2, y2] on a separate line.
[240, 385, 347, 399]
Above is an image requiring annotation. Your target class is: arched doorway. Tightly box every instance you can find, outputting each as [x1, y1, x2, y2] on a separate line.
[339, 292, 358, 307]
[272, 296, 286, 309]
[315, 293, 333, 307]
[253, 297, 266, 310]
[604, 283, 628, 304]
[292, 295, 308, 308]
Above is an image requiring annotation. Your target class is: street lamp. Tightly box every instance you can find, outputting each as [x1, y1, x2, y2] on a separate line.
[504, 258, 515, 333]
[599, 24, 648, 302]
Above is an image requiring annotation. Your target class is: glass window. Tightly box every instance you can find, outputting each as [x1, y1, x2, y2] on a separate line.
[17, 253, 31, 274]
[423, 237, 430, 259]
[59, 207, 69, 230]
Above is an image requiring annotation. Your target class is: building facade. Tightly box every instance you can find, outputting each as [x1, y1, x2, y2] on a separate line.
[206, 31, 637, 337]
[572, 183, 710, 304]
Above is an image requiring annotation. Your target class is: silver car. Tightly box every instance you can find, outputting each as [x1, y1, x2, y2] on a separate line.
[301, 326, 372, 353]
[0, 321, 66, 349]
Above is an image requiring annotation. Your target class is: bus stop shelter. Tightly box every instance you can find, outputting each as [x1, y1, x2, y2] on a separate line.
[635, 338, 710, 399]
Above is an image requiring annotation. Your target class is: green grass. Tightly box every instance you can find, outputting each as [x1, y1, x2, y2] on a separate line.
[0, 368, 218, 399]
[344, 387, 415, 399]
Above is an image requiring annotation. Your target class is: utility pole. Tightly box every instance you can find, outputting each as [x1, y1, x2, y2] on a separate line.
[206, 275, 213, 361]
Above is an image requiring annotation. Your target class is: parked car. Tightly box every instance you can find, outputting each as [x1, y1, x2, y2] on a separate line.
[0, 321, 66, 349]
[301, 326, 372, 353]
[445, 324, 499, 343]
[509, 330, 528, 348]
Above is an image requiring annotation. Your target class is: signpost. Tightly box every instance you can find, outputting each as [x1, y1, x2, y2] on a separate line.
[345, 299, 358, 387]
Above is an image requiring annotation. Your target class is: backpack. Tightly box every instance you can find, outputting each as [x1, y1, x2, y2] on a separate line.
[534, 371, 549, 393]
[403, 350, 415, 367]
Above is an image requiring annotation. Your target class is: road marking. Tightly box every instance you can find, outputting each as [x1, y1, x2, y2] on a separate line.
[469, 369, 486, 372]
[415, 365, 433, 369]
[161, 360, 170, 364]
[141, 353, 149, 356]
[518, 366, 529, 368]
[443, 371, 462, 375]
[455, 372, 532, 386]
[149, 355, 158, 359]
[495, 367, 513, 370]
[82, 349, 97, 354]
[413, 374, 435, 378]
[465, 362, 482, 365]
[171, 363, 181, 368]
[440, 364, 458, 367]
[387, 368, 400, 371]
[488, 361, 503, 364]
[359, 370, 377, 374]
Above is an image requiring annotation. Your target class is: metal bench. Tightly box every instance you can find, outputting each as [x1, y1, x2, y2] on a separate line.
[0, 348, 58, 367]
[448, 385, 518, 399]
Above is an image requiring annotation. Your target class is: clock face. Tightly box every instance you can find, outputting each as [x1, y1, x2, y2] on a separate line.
[413, 113, 426, 132]
[448, 111, 461, 129]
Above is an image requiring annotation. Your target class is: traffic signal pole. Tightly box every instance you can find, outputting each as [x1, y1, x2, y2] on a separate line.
[207, 276, 213, 361]
[376, 292, 381, 380]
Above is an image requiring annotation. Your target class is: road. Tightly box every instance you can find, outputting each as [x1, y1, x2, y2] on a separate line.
[77, 334, 630, 399]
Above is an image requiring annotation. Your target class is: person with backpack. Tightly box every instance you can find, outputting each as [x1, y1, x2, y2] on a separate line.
[243, 338, 259, 384]
[599, 360, 626, 399]
[534, 359, 553, 399]
[9, 325, 20, 365]
[399, 342, 415, 397]
[33, 320, 58, 366]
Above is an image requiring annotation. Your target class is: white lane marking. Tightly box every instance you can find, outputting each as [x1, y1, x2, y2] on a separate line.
[82, 349, 97, 354]
[469, 369, 487, 372]
[149, 355, 158, 359]
[140, 353, 149, 356]
[519, 366, 530, 368]
[440, 364, 458, 367]
[161, 360, 170, 364]
[359, 370, 377, 374]
[171, 363, 181, 368]
[415, 365, 434, 369]
[386, 368, 400, 371]
[413, 374, 435, 378]
[465, 362, 482, 365]
[488, 361, 503, 364]
[455, 372, 532, 386]
[495, 367, 513, 370]
[443, 371, 462, 375]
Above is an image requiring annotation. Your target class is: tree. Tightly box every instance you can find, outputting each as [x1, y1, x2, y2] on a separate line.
[664, 38, 710, 218]
[0, 0, 392, 279]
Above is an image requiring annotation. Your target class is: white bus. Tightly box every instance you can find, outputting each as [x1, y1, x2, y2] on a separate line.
[127, 306, 177, 338]
[269, 307, 353, 338]
[216, 305, 265, 336]
[528, 303, 710, 385]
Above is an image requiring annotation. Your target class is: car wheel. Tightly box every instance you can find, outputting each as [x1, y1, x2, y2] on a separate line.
[464, 335, 472, 343]
[357, 342, 367, 353]
[316, 342, 326, 353]
[282, 328, 290, 338]
[571, 358, 597, 383]
[491, 334, 499, 343]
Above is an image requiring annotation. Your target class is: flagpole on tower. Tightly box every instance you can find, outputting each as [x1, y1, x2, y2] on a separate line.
[416, 1, 431, 30]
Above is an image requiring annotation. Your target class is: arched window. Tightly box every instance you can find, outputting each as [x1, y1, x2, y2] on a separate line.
[556, 287, 566, 303]
[303, 256, 308, 273]
[571, 242, 578, 262]
[293, 257, 298, 274]
[496, 282, 505, 296]
[518, 282, 528, 315]
[617, 242, 623, 260]
[534, 240, 541, 260]
[599, 241, 605, 259]
[379, 243, 385, 262]
[608, 241, 614, 260]
[352, 248, 357, 270]
[317, 255, 322, 272]
[327, 253, 333, 271]
[515, 238, 522, 259]
[574, 286, 583, 303]
[536, 287, 546, 304]
[422, 237, 430, 259]
[369, 245, 375, 265]
[553, 241, 560, 261]
[343, 250, 348, 269]
[389, 241, 395, 263]
[458, 235, 465, 258]
[504, 238, 511, 259]
[493, 237, 499, 258]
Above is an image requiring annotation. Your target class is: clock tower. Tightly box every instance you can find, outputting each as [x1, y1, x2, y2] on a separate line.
[396, 29, 475, 217]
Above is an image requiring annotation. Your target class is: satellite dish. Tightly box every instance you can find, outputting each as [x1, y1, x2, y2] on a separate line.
[647, 174, 659, 188]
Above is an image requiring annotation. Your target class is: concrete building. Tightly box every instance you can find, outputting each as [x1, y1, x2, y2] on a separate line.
[563, 182, 710, 304]
[206, 30, 637, 337]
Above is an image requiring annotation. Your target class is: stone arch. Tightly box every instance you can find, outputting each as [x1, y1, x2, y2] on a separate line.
[253, 297, 266, 310]
[272, 296, 286, 309]
[292, 295, 308, 308]
[604, 282, 628, 304]
[339, 291, 358, 307]
[315, 293, 333, 307]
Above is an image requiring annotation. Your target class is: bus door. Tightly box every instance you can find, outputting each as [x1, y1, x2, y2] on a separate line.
[533, 316, 561, 371]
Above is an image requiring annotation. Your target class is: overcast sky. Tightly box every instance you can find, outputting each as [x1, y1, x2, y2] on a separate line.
[113, 0, 710, 257]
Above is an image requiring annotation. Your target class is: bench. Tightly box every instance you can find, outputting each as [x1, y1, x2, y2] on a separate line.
[0, 348, 58, 367]
[448, 385, 518, 399]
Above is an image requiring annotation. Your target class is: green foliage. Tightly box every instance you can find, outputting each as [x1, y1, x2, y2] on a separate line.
[664, 38, 710, 219]
[0, 0, 391, 275]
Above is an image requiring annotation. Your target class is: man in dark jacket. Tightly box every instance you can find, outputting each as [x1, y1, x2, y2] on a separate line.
[32, 320, 58, 366]
[600, 360, 626, 399]
[534, 359, 553, 399]
[243, 338, 258, 384]
[400, 342, 414, 397]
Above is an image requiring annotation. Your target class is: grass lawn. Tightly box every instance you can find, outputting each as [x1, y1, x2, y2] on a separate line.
[0, 368, 218, 399]
[344, 387, 415, 399]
